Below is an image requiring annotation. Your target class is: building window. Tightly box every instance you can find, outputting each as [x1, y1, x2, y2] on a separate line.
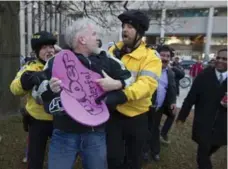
[163, 36, 192, 45]
[214, 7, 227, 16]
[204, 36, 228, 45]
[166, 8, 209, 17]
[145, 10, 162, 19]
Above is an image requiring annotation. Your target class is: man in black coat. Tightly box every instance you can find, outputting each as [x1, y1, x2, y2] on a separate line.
[176, 48, 227, 169]
[145, 45, 177, 162]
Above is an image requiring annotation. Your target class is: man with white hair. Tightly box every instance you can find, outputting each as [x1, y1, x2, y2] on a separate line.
[34, 18, 133, 169]
[54, 44, 62, 54]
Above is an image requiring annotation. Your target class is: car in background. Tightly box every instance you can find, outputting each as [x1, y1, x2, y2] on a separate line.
[202, 61, 209, 68]
[180, 60, 196, 70]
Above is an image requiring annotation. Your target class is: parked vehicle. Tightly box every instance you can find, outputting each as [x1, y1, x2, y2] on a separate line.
[179, 76, 192, 88]
[202, 61, 209, 68]
[180, 60, 196, 70]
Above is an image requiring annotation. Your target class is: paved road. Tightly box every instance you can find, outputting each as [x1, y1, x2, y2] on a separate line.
[176, 70, 193, 109]
[177, 86, 191, 108]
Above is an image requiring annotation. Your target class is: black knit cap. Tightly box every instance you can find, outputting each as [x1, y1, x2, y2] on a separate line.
[118, 10, 150, 36]
[31, 31, 57, 56]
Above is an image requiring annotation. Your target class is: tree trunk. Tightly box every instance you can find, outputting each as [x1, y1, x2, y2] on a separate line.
[0, 2, 20, 116]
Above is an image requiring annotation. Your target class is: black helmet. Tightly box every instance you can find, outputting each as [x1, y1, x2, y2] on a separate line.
[31, 31, 57, 52]
[118, 10, 150, 36]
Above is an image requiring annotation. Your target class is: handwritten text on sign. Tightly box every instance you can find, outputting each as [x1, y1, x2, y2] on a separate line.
[61, 53, 103, 115]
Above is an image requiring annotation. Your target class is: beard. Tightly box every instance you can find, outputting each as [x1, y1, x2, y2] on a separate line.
[91, 47, 100, 55]
[162, 60, 169, 68]
[122, 36, 133, 48]
[162, 60, 169, 64]
[87, 42, 100, 55]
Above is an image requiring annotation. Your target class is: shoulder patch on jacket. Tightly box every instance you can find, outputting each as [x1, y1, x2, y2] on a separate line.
[27, 60, 37, 66]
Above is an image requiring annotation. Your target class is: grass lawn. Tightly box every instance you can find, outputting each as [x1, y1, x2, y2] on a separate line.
[0, 114, 226, 169]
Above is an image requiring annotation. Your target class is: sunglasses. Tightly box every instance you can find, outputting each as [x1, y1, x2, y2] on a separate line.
[216, 56, 227, 61]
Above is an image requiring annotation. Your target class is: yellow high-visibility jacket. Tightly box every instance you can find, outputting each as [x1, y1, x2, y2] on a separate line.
[109, 41, 162, 117]
[10, 60, 53, 121]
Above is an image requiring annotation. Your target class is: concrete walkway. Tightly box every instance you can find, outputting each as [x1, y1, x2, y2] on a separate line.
[177, 86, 191, 109]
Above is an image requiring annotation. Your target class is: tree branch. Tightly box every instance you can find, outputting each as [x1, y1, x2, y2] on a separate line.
[20, 1, 186, 33]
[123, 1, 128, 11]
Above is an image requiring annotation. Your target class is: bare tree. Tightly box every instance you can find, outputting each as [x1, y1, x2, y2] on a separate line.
[0, 1, 20, 116]
[144, 1, 187, 32]
[28, 1, 186, 32]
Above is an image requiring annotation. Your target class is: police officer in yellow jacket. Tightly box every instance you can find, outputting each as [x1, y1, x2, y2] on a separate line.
[10, 31, 56, 169]
[96, 10, 162, 169]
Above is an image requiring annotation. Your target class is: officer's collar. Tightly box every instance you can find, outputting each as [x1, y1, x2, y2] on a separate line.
[115, 41, 147, 60]
[38, 58, 46, 65]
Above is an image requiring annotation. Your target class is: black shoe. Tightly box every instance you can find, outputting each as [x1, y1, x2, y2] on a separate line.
[152, 154, 160, 162]
[142, 152, 151, 163]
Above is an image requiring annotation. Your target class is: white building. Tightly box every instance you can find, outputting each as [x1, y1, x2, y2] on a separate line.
[19, 1, 227, 60]
[131, 1, 227, 60]
[19, 1, 73, 57]
[103, 1, 227, 60]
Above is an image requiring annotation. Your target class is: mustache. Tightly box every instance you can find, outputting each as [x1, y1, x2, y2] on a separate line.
[162, 60, 169, 64]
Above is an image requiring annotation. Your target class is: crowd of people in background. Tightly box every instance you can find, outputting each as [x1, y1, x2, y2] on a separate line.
[9, 9, 227, 169]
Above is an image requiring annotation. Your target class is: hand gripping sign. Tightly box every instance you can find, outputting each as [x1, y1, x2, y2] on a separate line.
[52, 50, 109, 126]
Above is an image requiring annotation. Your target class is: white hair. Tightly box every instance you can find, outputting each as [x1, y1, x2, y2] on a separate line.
[54, 44, 62, 52]
[64, 18, 98, 49]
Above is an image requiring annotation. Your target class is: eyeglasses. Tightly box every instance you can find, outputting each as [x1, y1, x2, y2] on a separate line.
[216, 56, 227, 61]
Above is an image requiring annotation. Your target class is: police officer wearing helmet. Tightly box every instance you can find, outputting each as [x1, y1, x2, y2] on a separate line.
[98, 10, 162, 169]
[31, 31, 57, 63]
[118, 10, 150, 49]
[10, 31, 56, 169]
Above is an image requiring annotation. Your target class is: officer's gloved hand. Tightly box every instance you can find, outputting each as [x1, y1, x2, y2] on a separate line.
[95, 90, 127, 107]
[21, 71, 47, 90]
[32, 80, 49, 105]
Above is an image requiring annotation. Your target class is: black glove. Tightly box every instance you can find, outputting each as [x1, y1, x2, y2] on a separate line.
[96, 90, 127, 107]
[20, 71, 47, 90]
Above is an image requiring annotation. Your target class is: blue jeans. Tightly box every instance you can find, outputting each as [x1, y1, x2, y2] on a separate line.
[48, 129, 107, 169]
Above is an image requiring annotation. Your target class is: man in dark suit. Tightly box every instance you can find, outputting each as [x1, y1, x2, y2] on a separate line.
[176, 48, 227, 169]
[146, 45, 177, 161]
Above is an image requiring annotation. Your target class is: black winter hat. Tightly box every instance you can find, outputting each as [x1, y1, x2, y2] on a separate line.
[118, 10, 150, 36]
[31, 31, 57, 53]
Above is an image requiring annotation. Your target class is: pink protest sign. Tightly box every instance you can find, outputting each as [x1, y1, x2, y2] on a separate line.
[52, 50, 109, 126]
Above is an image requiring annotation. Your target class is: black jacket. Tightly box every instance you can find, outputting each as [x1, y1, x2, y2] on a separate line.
[177, 67, 227, 146]
[171, 63, 185, 95]
[152, 67, 177, 111]
[41, 50, 132, 133]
